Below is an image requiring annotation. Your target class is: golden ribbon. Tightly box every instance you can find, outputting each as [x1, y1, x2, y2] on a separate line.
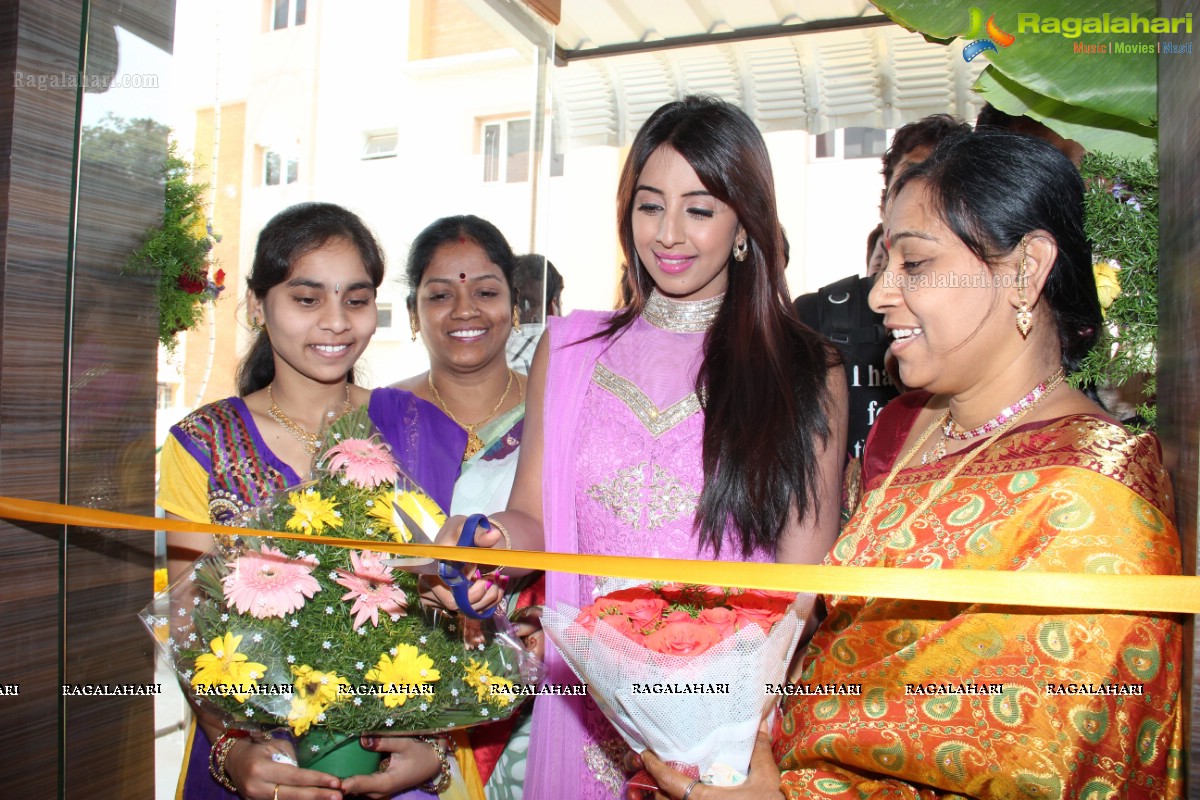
[3, 495, 1199, 614]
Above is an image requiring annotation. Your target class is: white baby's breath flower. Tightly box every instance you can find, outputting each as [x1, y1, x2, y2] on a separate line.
[322, 641, 332, 650]
[325, 606, 334, 615]
[290, 619, 299, 628]
[286, 654, 296, 663]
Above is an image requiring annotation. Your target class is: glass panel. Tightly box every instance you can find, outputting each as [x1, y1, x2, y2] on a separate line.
[844, 126, 887, 159]
[264, 150, 280, 185]
[65, 1, 175, 795]
[815, 130, 836, 158]
[57, 2, 555, 792]
[506, 117, 531, 183]
[483, 122, 501, 182]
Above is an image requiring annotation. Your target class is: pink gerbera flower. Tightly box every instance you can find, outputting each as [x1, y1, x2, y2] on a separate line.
[335, 551, 408, 628]
[324, 436, 399, 489]
[223, 545, 320, 619]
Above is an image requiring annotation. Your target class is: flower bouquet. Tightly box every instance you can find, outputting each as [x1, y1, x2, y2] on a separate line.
[142, 407, 536, 777]
[541, 583, 814, 795]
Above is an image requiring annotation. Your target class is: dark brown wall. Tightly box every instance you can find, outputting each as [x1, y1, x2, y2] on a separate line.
[1159, 1, 1200, 792]
[0, 0, 172, 793]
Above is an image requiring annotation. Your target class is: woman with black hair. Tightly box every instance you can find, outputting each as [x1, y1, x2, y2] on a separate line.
[160, 202, 450, 800]
[647, 131, 1183, 799]
[425, 96, 847, 799]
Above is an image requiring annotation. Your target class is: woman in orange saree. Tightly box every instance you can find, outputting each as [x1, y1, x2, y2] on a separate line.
[641, 131, 1183, 800]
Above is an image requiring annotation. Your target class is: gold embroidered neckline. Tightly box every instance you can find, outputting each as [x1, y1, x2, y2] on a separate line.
[641, 290, 723, 333]
[592, 363, 701, 437]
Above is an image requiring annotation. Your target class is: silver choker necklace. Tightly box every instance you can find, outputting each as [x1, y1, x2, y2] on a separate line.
[642, 290, 724, 333]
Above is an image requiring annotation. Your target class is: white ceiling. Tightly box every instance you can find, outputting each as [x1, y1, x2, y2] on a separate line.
[547, 0, 986, 148]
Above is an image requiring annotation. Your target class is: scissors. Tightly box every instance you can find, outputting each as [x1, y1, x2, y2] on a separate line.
[385, 502, 544, 683]
[385, 503, 499, 621]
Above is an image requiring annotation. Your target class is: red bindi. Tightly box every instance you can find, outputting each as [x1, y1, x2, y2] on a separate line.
[459, 272, 466, 282]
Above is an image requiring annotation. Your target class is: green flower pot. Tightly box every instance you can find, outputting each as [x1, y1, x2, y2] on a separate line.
[297, 730, 383, 778]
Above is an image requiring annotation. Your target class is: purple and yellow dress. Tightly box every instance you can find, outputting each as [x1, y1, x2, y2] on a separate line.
[524, 292, 773, 800]
[158, 392, 464, 800]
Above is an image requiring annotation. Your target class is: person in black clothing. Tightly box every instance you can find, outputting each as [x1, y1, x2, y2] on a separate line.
[797, 115, 972, 462]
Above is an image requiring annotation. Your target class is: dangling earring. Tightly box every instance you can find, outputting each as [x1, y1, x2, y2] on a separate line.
[733, 239, 748, 262]
[511, 306, 521, 333]
[1015, 239, 1033, 338]
[247, 312, 263, 333]
[410, 316, 419, 342]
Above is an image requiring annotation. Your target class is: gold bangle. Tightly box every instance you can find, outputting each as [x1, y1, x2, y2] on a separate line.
[416, 736, 452, 793]
[488, 518, 512, 550]
[208, 731, 245, 792]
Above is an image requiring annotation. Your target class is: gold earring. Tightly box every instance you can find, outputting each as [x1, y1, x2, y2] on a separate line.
[512, 306, 521, 333]
[733, 240, 748, 262]
[1016, 241, 1033, 338]
[410, 316, 419, 342]
[247, 311, 262, 332]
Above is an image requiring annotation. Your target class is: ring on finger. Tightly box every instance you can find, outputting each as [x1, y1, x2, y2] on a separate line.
[681, 778, 700, 800]
[378, 755, 392, 772]
[273, 785, 281, 800]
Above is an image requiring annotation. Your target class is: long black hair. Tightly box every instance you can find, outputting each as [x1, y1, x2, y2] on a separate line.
[888, 131, 1099, 371]
[236, 202, 385, 395]
[404, 215, 517, 314]
[604, 95, 837, 558]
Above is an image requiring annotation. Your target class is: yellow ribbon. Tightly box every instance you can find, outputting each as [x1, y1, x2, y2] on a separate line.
[3, 495, 1199, 614]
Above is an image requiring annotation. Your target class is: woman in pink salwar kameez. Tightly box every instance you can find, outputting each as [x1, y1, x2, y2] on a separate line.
[429, 95, 847, 800]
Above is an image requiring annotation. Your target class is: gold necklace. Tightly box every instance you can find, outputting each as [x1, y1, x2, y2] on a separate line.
[853, 368, 1066, 547]
[267, 383, 351, 455]
[427, 369, 515, 462]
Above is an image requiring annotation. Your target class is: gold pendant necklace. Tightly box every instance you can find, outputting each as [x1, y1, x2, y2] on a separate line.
[427, 369, 516, 462]
[267, 383, 351, 455]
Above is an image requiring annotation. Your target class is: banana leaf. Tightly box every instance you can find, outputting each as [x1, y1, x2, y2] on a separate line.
[872, 0, 1159, 126]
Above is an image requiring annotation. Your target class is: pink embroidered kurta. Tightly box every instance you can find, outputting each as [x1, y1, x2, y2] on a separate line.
[526, 304, 772, 800]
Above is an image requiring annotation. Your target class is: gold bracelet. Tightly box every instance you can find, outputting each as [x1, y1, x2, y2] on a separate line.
[416, 736, 452, 793]
[488, 517, 513, 550]
[485, 518, 512, 580]
[208, 731, 246, 792]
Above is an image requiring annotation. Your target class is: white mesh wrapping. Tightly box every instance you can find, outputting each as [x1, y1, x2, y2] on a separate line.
[542, 591, 815, 781]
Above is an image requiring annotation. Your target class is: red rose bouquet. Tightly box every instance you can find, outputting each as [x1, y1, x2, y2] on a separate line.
[542, 582, 814, 791]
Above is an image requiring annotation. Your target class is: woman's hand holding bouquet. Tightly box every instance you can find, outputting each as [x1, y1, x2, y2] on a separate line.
[541, 582, 813, 797]
[143, 407, 538, 785]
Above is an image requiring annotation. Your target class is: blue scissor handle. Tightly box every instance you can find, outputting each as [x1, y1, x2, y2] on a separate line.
[438, 513, 497, 620]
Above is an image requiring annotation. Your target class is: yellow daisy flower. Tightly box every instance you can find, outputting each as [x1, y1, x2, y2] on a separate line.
[364, 644, 441, 708]
[366, 488, 404, 540]
[153, 567, 168, 594]
[291, 664, 350, 706]
[287, 694, 326, 736]
[191, 632, 267, 702]
[377, 489, 447, 543]
[463, 658, 513, 706]
[1094, 259, 1122, 317]
[285, 490, 342, 535]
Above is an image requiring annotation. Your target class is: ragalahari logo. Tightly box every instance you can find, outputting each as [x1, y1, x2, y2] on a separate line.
[963, 8, 1016, 61]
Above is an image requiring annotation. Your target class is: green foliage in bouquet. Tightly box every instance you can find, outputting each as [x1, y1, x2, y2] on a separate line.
[165, 408, 523, 747]
[1072, 152, 1159, 430]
